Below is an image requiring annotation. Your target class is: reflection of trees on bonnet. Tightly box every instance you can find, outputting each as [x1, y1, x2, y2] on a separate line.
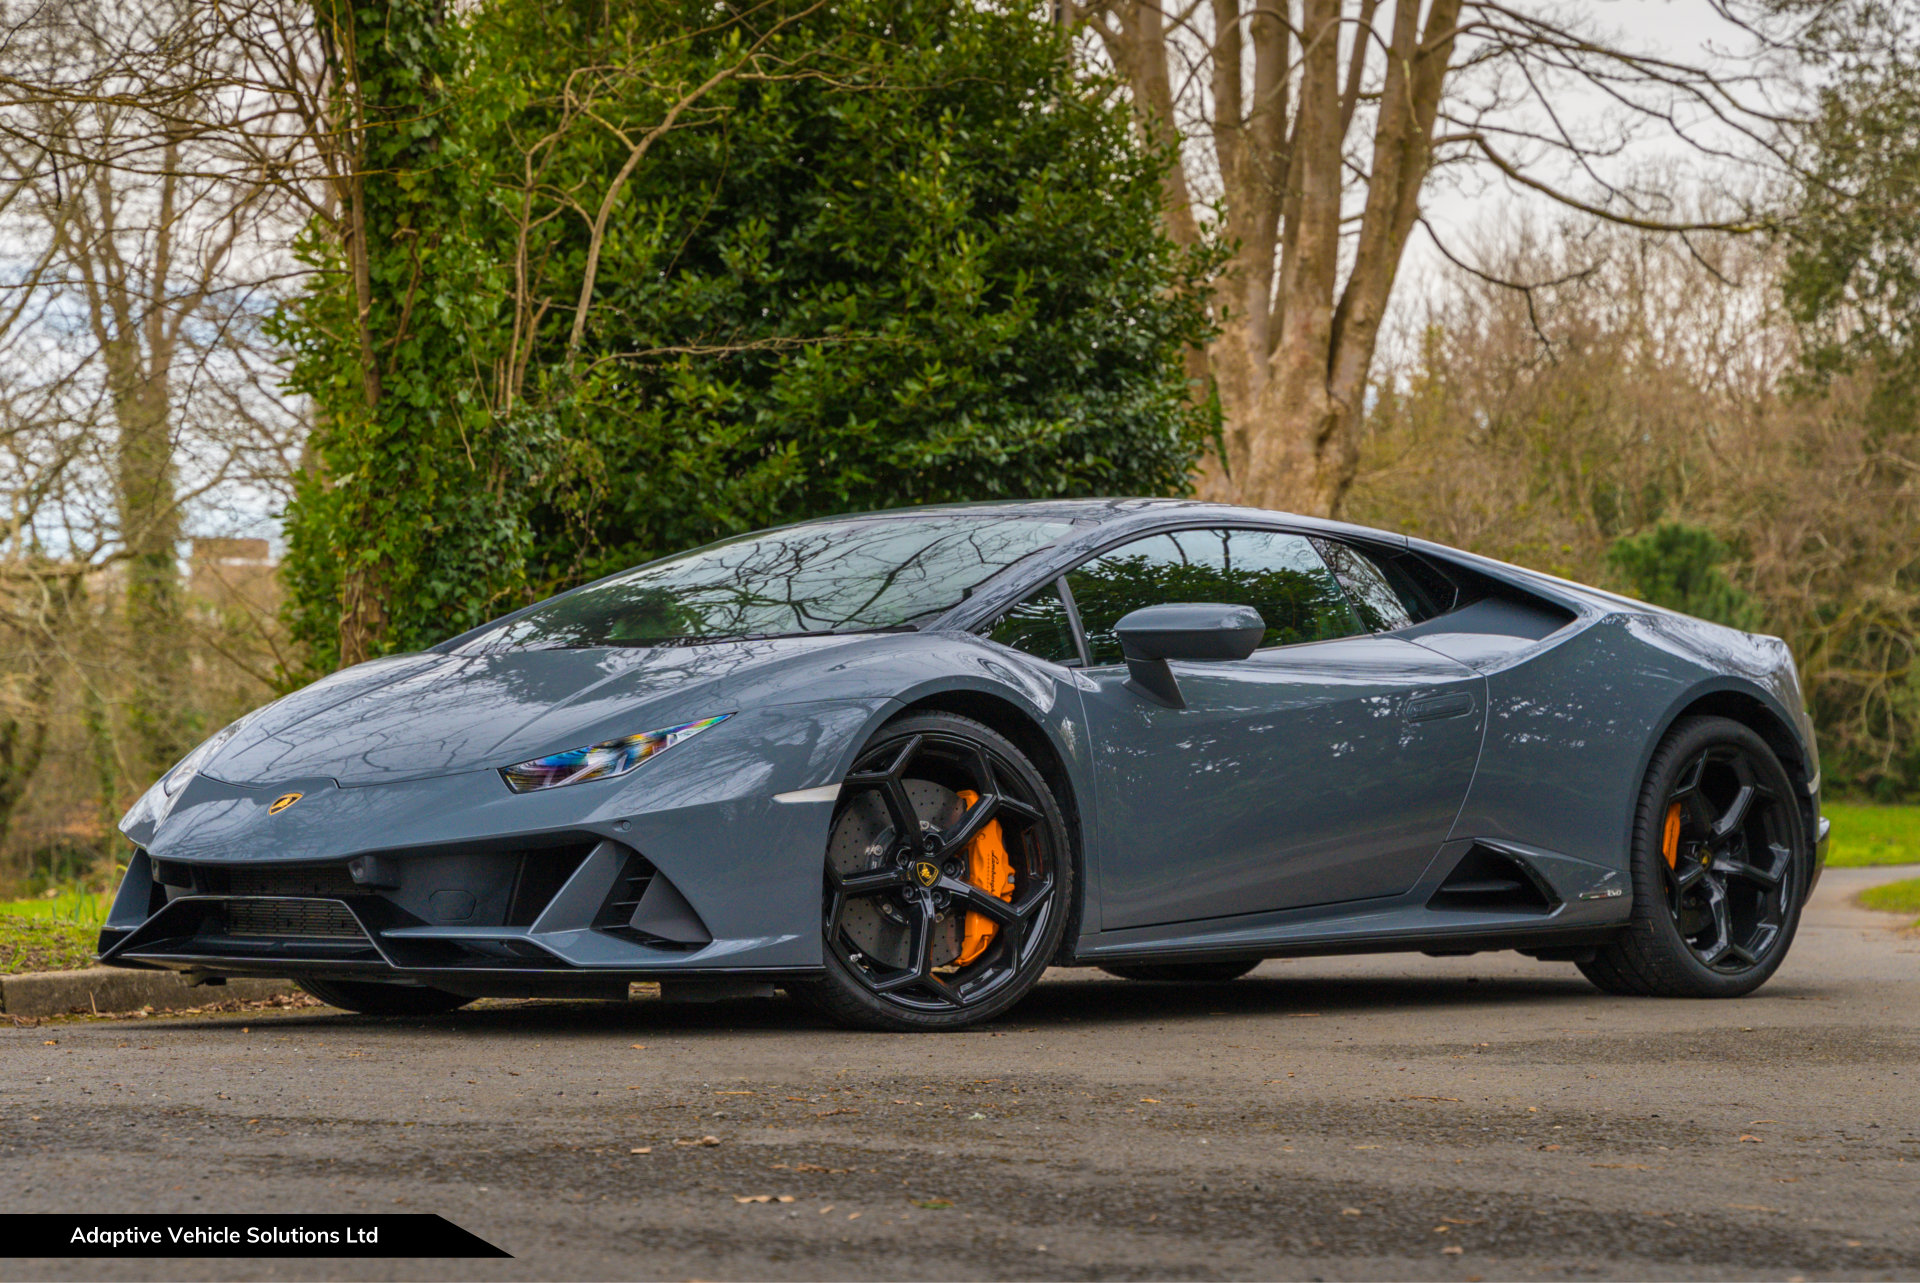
[1068, 530, 1359, 665]
[466, 516, 1073, 649]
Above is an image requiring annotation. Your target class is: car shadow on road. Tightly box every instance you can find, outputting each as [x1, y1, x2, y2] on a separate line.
[174, 965, 1649, 1037]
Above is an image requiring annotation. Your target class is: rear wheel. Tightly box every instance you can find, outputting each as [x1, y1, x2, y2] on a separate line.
[297, 978, 474, 1016]
[1100, 960, 1259, 983]
[796, 713, 1073, 1031]
[1579, 716, 1807, 998]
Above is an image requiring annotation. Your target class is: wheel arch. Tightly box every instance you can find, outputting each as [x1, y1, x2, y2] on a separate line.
[1641, 681, 1818, 853]
[887, 686, 1090, 962]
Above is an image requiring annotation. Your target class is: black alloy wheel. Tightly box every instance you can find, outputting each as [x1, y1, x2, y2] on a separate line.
[1580, 716, 1807, 998]
[796, 712, 1073, 1031]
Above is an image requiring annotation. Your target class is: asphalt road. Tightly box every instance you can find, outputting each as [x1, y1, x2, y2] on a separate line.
[4, 866, 1918, 1282]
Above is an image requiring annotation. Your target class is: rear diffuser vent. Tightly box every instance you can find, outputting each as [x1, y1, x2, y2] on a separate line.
[1428, 845, 1557, 914]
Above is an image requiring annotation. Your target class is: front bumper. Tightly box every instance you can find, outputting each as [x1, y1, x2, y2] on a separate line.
[97, 842, 821, 998]
[99, 700, 887, 992]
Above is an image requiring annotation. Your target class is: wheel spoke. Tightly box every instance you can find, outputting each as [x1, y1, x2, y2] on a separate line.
[1718, 852, 1783, 889]
[1670, 857, 1708, 894]
[940, 791, 1002, 851]
[872, 776, 922, 847]
[1712, 785, 1757, 840]
[831, 866, 905, 898]
[938, 874, 1020, 927]
[870, 894, 936, 993]
[1697, 882, 1734, 966]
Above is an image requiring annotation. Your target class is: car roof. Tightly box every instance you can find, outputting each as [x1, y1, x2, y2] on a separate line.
[818, 497, 1409, 547]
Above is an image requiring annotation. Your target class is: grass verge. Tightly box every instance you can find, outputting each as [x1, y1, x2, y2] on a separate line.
[1857, 876, 1920, 922]
[1, 913, 98, 975]
[1823, 802, 1920, 867]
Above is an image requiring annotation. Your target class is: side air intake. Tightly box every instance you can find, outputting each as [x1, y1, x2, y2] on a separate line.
[1427, 844, 1557, 914]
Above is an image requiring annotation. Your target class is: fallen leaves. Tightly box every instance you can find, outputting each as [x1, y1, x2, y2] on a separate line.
[673, 1135, 721, 1148]
[910, 1199, 955, 1210]
[1738, 1134, 1765, 1143]
[1139, 1097, 1162, 1104]
[629, 1147, 652, 1155]
[733, 1194, 796, 1205]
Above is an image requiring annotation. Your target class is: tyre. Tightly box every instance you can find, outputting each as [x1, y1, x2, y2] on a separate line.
[1579, 716, 1808, 998]
[1100, 960, 1260, 983]
[795, 712, 1074, 1031]
[297, 978, 475, 1016]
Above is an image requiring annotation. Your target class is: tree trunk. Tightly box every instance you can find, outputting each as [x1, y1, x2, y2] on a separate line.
[1083, 0, 1462, 520]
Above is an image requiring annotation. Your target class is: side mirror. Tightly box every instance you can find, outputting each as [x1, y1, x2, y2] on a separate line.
[1113, 603, 1265, 708]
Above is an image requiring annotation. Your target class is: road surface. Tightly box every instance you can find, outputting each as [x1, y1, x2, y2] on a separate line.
[4, 865, 1918, 1281]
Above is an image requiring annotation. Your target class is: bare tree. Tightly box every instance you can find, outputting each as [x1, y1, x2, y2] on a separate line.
[0, 0, 306, 797]
[1069, 1, 1800, 517]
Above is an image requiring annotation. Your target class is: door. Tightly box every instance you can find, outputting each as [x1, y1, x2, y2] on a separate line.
[1067, 527, 1484, 929]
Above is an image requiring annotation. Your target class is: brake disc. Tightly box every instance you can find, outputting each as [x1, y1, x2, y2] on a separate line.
[827, 778, 963, 971]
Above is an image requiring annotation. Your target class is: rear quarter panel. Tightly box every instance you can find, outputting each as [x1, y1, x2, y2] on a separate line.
[1417, 605, 1811, 875]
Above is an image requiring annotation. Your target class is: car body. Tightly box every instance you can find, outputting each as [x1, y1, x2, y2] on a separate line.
[98, 500, 1829, 1020]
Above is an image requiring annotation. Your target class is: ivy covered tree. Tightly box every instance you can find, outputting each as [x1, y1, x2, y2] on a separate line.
[277, 0, 1217, 671]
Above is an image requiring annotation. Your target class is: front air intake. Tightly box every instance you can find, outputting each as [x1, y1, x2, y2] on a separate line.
[1428, 845, 1557, 914]
[223, 898, 365, 939]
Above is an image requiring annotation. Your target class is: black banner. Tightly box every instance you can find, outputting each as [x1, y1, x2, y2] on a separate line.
[0, 1214, 510, 1258]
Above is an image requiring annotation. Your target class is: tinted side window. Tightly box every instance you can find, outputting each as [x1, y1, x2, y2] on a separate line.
[1313, 540, 1460, 626]
[986, 580, 1080, 665]
[1315, 540, 1414, 632]
[1067, 528, 1361, 665]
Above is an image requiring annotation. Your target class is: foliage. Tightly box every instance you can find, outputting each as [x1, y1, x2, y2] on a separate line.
[275, 0, 538, 671]
[276, 0, 1218, 667]
[1604, 523, 1759, 629]
[1782, 6, 1920, 438]
[1823, 802, 1920, 867]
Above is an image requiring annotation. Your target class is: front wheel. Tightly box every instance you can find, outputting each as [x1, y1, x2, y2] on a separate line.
[1579, 716, 1808, 998]
[297, 978, 475, 1016]
[794, 712, 1074, 1031]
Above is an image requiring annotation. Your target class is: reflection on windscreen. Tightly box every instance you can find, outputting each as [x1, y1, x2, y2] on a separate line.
[459, 516, 1075, 650]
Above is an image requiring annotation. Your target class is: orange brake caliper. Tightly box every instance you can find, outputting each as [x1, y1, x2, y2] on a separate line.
[1662, 801, 1683, 869]
[952, 789, 1015, 966]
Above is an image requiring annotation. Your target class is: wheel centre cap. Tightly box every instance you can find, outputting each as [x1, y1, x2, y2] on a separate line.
[911, 860, 941, 888]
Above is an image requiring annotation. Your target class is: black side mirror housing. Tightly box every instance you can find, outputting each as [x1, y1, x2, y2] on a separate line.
[1113, 603, 1266, 708]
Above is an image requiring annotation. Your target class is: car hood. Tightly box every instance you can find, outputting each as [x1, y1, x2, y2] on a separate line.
[203, 636, 872, 787]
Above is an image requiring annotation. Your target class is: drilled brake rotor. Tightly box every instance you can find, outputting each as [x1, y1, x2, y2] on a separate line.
[827, 778, 965, 970]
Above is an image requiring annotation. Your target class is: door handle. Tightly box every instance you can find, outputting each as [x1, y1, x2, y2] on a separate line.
[1402, 689, 1475, 723]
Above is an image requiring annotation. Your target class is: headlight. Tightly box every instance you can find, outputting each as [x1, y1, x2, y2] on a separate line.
[500, 714, 732, 794]
[131, 714, 257, 831]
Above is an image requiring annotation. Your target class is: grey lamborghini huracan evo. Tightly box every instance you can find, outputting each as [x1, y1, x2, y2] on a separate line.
[101, 500, 1828, 1029]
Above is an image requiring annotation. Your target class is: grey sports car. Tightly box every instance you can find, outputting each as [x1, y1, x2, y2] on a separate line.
[100, 500, 1829, 1030]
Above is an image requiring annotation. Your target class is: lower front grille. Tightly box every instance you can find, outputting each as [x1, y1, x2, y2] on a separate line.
[223, 898, 365, 939]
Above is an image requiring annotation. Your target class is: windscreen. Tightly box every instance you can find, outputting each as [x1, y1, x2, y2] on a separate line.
[458, 514, 1076, 650]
